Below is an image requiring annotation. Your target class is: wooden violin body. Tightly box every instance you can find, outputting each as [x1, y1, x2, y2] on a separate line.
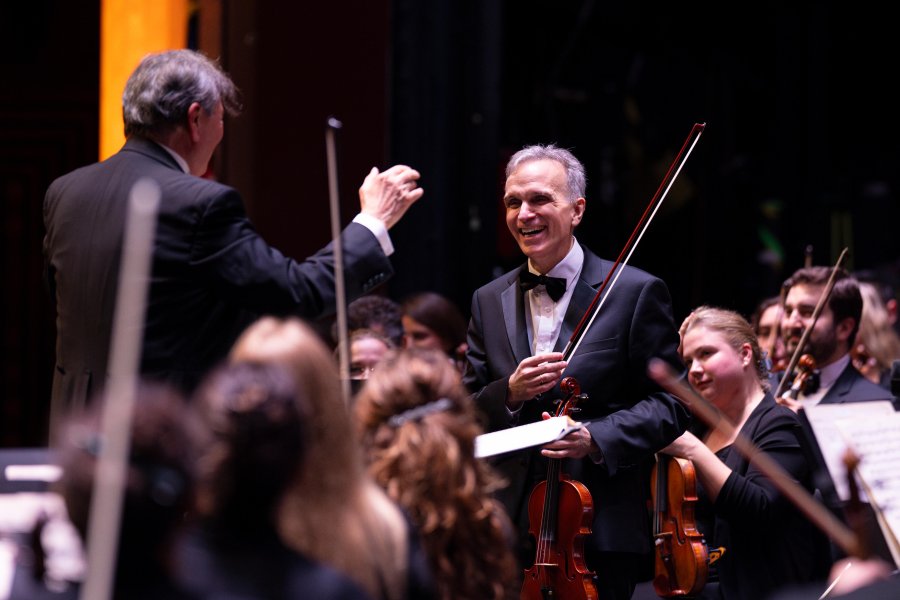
[521, 377, 598, 600]
[651, 454, 708, 597]
[522, 474, 597, 599]
[786, 354, 817, 399]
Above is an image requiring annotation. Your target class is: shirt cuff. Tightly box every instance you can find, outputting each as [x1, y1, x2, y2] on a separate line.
[353, 213, 394, 256]
[505, 402, 523, 425]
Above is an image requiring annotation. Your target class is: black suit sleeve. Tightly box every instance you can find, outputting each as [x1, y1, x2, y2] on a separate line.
[183, 187, 392, 319]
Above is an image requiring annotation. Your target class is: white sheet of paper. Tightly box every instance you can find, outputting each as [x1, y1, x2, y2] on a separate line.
[802, 401, 895, 502]
[475, 416, 583, 458]
[4, 464, 62, 482]
[833, 411, 900, 566]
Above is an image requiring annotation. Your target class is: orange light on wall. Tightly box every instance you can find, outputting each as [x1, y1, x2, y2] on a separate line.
[99, 0, 190, 160]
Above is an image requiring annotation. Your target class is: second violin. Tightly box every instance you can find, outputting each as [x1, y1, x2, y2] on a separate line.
[650, 454, 708, 597]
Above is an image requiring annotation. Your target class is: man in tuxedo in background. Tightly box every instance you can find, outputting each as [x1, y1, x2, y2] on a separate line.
[43, 49, 424, 425]
[775, 265, 898, 567]
[463, 144, 690, 600]
[776, 266, 896, 411]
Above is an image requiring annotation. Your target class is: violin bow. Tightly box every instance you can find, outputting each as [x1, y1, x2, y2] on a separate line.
[563, 122, 706, 363]
[648, 358, 864, 559]
[81, 179, 161, 600]
[325, 117, 352, 406]
[774, 247, 849, 398]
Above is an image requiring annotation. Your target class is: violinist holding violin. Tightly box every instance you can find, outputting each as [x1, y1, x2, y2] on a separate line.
[660, 306, 831, 600]
[464, 144, 690, 600]
[775, 266, 898, 568]
[776, 266, 895, 412]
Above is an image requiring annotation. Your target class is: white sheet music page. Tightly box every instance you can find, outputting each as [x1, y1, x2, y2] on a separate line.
[802, 401, 895, 502]
[475, 416, 583, 458]
[833, 407, 900, 566]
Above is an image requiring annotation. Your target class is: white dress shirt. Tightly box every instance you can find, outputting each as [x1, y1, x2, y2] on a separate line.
[525, 238, 584, 356]
[800, 353, 851, 406]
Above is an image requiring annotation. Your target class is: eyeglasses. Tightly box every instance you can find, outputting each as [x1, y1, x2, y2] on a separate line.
[349, 364, 377, 380]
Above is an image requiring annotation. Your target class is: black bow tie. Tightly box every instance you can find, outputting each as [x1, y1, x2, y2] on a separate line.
[519, 270, 566, 302]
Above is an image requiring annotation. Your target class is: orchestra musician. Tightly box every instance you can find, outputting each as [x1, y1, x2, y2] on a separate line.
[661, 306, 831, 600]
[750, 295, 787, 376]
[852, 280, 900, 390]
[463, 144, 690, 600]
[775, 266, 898, 567]
[775, 266, 896, 412]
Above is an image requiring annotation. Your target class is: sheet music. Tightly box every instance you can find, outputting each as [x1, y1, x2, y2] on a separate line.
[802, 401, 895, 502]
[475, 416, 583, 458]
[834, 412, 900, 566]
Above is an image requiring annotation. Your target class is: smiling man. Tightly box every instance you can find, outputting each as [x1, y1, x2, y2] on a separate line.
[463, 144, 690, 599]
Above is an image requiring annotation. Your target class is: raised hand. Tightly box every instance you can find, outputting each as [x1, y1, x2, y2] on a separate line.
[358, 165, 424, 230]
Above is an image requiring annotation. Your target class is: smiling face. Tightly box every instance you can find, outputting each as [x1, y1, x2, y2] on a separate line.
[504, 159, 585, 274]
[681, 325, 753, 406]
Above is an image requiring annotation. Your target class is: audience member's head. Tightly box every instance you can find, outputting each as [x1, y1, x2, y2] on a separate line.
[55, 382, 205, 597]
[192, 361, 308, 532]
[342, 328, 396, 381]
[354, 347, 518, 600]
[400, 291, 469, 373]
[400, 292, 467, 353]
[335, 295, 404, 348]
[227, 316, 424, 600]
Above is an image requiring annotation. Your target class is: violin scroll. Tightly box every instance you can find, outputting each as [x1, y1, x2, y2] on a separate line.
[558, 377, 586, 418]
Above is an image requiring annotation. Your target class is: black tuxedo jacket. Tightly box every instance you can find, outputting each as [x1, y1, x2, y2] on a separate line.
[819, 361, 897, 405]
[44, 137, 392, 407]
[464, 246, 690, 557]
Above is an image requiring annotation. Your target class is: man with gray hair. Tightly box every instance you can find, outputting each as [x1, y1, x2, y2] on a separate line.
[43, 49, 424, 417]
[464, 144, 689, 599]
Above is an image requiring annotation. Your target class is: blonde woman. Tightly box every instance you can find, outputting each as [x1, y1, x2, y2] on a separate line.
[853, 281, 900, 388]
[229, 316, 435, 600]
[661, 306, 830, 599]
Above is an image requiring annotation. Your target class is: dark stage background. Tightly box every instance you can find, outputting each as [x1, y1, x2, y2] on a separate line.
[2, 1, 898, 445]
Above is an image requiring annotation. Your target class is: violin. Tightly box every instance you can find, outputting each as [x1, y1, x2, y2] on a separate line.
[650, 454, 708, 597]
[786, 354, 817, 399]
[521, 377, 598, 600]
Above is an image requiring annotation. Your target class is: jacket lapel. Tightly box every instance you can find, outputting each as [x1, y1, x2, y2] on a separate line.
[555, 248, 608, 353]
[503, 269, 531, 364]
[821, 363, 861, 403]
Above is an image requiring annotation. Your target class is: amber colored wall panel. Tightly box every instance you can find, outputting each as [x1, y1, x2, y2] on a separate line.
[99, 0, 189, 160]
